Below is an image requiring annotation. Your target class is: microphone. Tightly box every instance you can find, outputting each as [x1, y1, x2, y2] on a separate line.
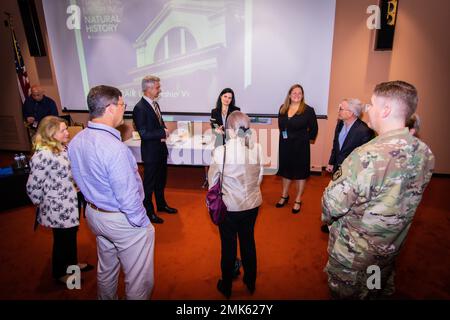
[210, 118, 219, 128]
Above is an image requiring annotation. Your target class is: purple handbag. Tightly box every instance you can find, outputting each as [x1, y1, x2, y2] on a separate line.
[206, 145, 227, 225]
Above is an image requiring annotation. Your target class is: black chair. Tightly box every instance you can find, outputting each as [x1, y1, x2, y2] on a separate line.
[59, 114, 72, 125]
[59, 114, 84, 128]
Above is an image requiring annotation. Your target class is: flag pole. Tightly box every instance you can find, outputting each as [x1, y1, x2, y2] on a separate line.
[5, 12, 31, 103]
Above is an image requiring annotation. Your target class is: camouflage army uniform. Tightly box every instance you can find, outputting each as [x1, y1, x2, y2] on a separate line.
[321, 128, 435, 299]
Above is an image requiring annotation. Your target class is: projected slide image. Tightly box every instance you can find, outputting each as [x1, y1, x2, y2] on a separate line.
[44, 0, 336, 115]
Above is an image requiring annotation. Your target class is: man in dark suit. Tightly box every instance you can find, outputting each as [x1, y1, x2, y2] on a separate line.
[322, 99, 374, 233]
[132, 76, 177, 224]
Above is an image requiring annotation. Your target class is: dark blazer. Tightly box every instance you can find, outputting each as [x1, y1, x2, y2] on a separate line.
[328, 118, 374, 172]
[210, 105, 240, 129]
[132, 97, 168, 163]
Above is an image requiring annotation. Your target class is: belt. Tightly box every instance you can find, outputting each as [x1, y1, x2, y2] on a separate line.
[87, 202, 116, 213]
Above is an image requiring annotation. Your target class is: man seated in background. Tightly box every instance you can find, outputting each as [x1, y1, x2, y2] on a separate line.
[322, 98, 374, 233]
[22, 85, 58, 137]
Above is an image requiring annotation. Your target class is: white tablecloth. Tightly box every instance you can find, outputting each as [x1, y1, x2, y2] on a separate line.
[124, 134, 278, 174]
[124, 134, 215, 166]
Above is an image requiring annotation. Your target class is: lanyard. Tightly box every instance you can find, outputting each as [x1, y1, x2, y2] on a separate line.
[87, 126, 121, 141]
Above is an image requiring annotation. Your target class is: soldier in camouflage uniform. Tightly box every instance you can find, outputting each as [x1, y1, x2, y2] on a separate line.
[321, 81, 435, 299]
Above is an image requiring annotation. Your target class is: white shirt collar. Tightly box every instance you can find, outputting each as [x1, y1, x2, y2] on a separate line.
[143, 95, 156, 111]
[344, 118, 357, 130]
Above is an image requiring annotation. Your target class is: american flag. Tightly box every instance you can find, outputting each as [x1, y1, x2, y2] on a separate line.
[11, 28, 30, 103]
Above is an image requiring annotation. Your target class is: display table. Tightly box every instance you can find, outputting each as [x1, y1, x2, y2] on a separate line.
[124, 134, 215, 166]
[124, 134, 278, 174]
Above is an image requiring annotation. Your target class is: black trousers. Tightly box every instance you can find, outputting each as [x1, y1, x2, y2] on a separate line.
[143, 160, 168, 214]
[52, 226, 78, 279]
[218, 207, 259, 290]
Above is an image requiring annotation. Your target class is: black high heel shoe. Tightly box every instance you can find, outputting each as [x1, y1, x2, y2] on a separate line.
[275, 195, 289, 208]
[78, 263, 95, 272]
[292, 201, 302, 214]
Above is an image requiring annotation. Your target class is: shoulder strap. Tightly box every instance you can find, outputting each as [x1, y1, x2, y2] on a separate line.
[220, 145, 226, 194]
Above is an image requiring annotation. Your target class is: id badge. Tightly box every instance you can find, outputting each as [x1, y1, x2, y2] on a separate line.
[282, 130, 288, 139]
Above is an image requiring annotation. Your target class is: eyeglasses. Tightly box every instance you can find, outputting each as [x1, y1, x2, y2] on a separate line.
[106, 102, 127, 109]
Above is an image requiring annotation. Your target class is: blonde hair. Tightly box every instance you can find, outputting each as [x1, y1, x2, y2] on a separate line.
[279, 84, 305, 116]
[32, 116, 67, 154]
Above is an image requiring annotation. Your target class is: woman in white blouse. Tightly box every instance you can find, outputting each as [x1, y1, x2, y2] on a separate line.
[26, 116, 92, 284]
[208, 111, 264, 298]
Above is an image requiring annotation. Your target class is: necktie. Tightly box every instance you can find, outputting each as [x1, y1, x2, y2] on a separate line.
[153, 101, 163, 126]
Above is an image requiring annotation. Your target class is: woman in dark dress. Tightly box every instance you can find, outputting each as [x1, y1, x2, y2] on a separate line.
[276, 84, 318, 213]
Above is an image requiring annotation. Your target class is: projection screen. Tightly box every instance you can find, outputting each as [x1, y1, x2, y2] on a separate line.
[43, 0, 336, 116]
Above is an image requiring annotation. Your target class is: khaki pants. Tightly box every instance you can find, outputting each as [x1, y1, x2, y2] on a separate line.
[86, 205, 155, 300]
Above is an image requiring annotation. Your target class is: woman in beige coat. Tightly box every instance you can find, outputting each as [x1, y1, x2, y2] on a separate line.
[208, 111, 264, 298]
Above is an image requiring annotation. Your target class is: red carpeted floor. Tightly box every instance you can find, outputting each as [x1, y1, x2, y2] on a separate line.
[0, 162, 449, 300]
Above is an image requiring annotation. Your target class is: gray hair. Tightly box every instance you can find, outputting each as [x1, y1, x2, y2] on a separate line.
[226, 111, 249, 130]
[226, 111, 252, 148]
[344, 98, 363, 117]
[141, 75, 160, 92]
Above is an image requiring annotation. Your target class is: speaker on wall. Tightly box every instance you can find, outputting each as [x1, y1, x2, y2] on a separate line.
[374, 0, 399, 51]
[17, 0, 46, 57]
